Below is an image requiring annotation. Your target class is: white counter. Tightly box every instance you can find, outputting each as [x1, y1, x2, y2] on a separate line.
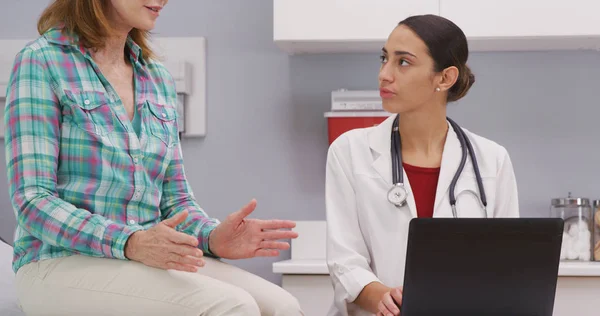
[274, 259, 600, 276]
[273, 222, 600, 316]
[558, 261, 600, 276]
[275, 259, 600, 316]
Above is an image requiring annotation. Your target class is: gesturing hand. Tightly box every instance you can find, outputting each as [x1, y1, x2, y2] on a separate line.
[125, 210, 205, 272]
[208, 199, 299, 259]
[377, 287, 403, 316]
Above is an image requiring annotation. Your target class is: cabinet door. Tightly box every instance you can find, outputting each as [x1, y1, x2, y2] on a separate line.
[274, 0, 439, 41]
[440, 0, 600, 38]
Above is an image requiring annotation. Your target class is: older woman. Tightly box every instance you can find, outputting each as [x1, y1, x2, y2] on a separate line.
[5, 1, 303, 315]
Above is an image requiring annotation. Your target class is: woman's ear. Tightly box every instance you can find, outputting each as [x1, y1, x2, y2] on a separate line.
[436, 66, 459, 92]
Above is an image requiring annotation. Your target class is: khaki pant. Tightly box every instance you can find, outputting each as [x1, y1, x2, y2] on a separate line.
[15, 255, 304, 316]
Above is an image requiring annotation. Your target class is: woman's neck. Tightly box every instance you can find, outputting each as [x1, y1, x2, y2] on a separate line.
[398, 105, 448, 156]
[91, 32, 129, 67]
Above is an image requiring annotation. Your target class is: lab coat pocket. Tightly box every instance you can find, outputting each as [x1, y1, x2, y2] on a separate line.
[61, 90, 116, 136]
[354, 174, 409, 234]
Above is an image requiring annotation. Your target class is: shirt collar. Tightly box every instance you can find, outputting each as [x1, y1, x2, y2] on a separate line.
[44, 27, 146, 66]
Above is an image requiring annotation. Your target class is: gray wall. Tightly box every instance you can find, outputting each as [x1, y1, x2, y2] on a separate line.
[1, 0, 600, 284]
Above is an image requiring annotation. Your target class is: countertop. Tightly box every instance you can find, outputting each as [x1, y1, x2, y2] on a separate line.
[273, 259, 600, 277]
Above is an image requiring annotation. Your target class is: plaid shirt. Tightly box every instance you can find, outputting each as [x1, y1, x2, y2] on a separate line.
[4, 28, 219, 273]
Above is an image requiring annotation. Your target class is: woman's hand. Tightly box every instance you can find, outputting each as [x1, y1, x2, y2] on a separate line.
[125, 210, 205, 272]
[208, 199, 299, 259]
[377, 287, 403, 316]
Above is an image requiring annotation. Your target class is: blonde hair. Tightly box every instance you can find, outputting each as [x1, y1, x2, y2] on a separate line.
[37, 0, 156, 60]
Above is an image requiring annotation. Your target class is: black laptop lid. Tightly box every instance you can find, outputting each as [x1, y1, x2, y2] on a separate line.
[400, 218, 563, 316]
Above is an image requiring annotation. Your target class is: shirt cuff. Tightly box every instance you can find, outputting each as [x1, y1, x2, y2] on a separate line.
[110, 224, 145, 260]
[334, 263, 381, 303]
[199, 222, 219, 257]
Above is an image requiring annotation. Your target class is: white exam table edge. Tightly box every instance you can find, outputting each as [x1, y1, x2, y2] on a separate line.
[0, 239, 24, 316]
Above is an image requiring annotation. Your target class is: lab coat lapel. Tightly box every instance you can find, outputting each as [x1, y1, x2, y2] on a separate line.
[369, 114, 418, 218]
[433, 122, 462, 213]
[369, 115, 395, 184]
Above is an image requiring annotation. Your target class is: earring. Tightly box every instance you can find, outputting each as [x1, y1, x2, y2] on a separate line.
[435, 87, 441, 92]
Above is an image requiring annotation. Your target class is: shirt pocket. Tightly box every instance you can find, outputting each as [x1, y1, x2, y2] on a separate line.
[146, 100, 178, 147]
[61, 89, 116, 136]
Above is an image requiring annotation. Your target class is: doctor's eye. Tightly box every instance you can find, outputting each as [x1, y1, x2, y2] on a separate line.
[399, 59, 410, 67]
[379, 54, 388, 64]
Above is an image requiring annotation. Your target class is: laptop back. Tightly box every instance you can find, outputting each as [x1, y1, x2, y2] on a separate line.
[401, 218, 564, 316]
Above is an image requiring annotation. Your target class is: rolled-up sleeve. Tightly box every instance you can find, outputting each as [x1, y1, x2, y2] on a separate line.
[158, 72, 220, 255]
[325, 134, 380, 313]
[5, 48, 144, 260]
[159, 141, 220, 254]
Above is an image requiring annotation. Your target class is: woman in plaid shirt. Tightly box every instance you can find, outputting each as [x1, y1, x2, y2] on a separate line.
[5, 1, 303, 315]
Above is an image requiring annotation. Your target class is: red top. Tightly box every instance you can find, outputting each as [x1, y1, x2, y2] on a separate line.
[403, 163, 441, 218]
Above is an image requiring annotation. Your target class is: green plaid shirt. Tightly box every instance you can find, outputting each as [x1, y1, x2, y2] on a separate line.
[5, 28, 219, 273]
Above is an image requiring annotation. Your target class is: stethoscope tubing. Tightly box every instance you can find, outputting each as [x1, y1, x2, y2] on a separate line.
[390, 114, 487, 218]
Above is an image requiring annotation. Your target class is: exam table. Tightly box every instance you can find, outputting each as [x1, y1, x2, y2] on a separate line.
[0, 236, 23, 316]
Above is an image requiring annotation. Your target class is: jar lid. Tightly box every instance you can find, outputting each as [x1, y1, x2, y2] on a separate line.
[552, 197, 590, 207]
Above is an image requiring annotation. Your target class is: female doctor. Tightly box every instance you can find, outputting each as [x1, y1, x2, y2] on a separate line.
[325, 14, 520, 316]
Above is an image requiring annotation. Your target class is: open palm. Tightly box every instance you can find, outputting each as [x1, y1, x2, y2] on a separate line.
[208, 199, 298, 259]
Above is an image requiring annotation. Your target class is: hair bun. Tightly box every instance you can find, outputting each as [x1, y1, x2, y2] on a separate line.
[448, 65, 475, 102]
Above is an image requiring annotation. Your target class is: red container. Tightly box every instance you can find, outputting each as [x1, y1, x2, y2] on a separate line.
[325, 112, 390, 145]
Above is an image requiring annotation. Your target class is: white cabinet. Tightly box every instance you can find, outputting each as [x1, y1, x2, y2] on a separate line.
[274, 0, 600, 54]
[441, 0, 600, 38]
[274, 0, 440, 54]
[439, 0, 600, 51]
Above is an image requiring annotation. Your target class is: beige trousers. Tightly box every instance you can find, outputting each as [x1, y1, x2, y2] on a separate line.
[15, 255, 304, 316]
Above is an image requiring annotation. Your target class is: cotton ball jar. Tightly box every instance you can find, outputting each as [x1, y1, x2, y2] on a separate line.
[593, 200, 600, 261]
[551, 195, 593, 262]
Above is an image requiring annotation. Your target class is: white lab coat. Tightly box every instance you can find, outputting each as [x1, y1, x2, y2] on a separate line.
[325, 114, 520, 316]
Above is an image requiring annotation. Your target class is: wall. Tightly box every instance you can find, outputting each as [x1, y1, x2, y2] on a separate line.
[1, 0, 600, 285]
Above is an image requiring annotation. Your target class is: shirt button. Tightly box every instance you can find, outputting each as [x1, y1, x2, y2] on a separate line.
[133, 157, 139, 164]
[129, 220, 136, 225]
[161, 112, 167, 118]
[84, 99, 90, 105]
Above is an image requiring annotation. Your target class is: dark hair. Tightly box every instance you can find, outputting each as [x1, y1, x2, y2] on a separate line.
[399, 14, 474, 102]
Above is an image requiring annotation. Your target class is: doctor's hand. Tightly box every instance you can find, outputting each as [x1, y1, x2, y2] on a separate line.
[377, 287, 403, 316]
[207, 199, 299, 259]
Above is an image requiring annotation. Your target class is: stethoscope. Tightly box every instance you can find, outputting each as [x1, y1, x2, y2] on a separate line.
[387, 115, 488, 218]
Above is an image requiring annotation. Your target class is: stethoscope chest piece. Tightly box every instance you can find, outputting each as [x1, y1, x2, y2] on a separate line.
[388, 183, 408, 207]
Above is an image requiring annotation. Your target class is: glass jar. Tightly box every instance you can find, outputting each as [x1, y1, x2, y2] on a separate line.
[550, 195, 593, 261]
[593, 200, 600, 261]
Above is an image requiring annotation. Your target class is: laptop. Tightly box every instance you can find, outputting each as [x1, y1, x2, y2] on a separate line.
[400, 218, 564, 316]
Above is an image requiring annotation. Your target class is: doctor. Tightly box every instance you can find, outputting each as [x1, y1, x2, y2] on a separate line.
[325, 14, 519, 316]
